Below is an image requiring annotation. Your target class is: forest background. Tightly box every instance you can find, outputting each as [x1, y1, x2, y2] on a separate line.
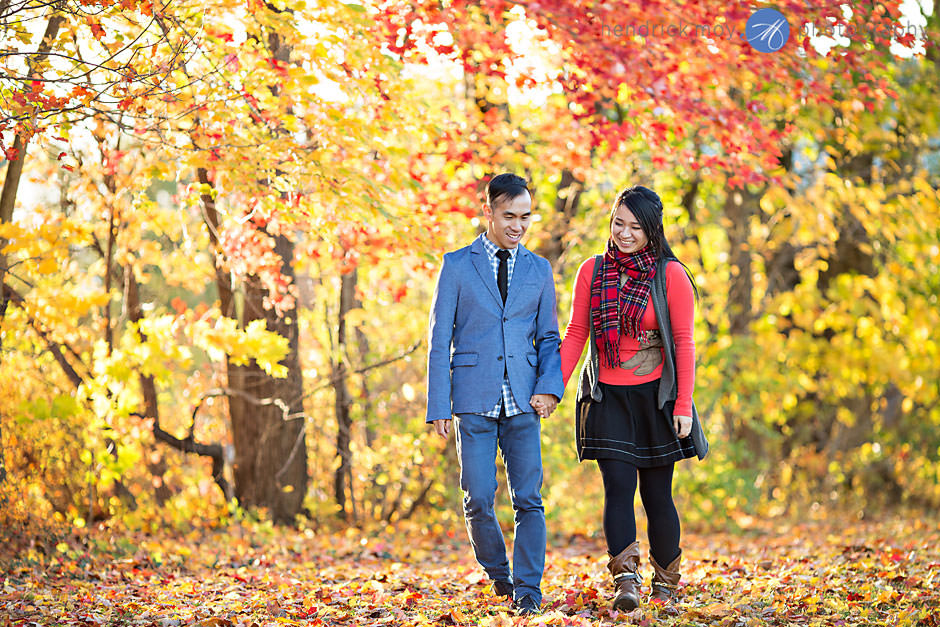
[1, 0, 939, 587]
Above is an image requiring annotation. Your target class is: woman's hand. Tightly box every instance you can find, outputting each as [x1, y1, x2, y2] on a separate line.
[673, 414, 692, 438]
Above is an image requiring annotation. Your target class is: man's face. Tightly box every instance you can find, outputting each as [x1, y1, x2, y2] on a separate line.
[483, 191, 532, 249]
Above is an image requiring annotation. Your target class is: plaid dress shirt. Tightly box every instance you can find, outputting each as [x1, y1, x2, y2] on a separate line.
[479, 234, 524, 417]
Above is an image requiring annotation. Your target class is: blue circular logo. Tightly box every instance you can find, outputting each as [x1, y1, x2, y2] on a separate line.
[745, 8, 790, 53]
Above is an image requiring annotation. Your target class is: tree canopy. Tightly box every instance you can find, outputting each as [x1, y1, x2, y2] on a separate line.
[1, 0, 938, 536]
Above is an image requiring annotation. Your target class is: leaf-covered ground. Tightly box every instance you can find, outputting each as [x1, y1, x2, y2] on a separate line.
[2, 515, 937, 626]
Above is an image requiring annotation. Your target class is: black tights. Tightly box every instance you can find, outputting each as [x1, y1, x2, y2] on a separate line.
[597, 458, 681, 565]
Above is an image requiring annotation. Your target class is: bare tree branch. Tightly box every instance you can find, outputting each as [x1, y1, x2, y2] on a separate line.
[303, 339, 422, 400]
[132, 411, 232, 500]
[2, 281, 86, 388]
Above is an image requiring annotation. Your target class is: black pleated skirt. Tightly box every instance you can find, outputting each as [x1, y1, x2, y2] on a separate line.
[577, 379, 696, 467]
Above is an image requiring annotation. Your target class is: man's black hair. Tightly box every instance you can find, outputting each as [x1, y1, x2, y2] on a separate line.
[486, 173, 530, 207]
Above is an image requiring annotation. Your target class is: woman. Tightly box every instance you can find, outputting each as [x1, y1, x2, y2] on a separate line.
[558, 185, 706, 612]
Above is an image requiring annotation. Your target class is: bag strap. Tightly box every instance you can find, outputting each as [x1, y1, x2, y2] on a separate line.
[655, 256, 676, 363]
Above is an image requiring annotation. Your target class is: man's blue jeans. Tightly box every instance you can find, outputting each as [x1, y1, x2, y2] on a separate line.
[455, 410, 545, 604]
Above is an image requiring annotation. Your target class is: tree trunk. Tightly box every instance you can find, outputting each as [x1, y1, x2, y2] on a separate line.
[724, 188, 760, 336]
[0, 14, 66, 486]
[104, 206, 116, 352]
[357, 321, 375, 449]
[123, 269, 175, 505]
[0, 421, 6, 485]
[198, 168, 307, 523]
[333, 267, 357, 520]
[538, 169, 584, 271]
[0, 13, 64, 225]
[229, 255, 308, 524]
[722, 186, 764, 451]
[214, 8, 308, 524]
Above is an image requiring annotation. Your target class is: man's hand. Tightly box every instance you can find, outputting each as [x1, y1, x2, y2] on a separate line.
[432, 419, 452, 439]
[674, 414, 692, 438]
[530, 394, 559, 418]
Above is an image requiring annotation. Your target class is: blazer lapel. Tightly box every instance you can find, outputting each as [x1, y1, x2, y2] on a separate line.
[505, 245, 533, 310]
[470, 237, 503, 306]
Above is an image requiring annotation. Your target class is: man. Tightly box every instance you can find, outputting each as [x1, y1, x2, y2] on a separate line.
[426, 173, 564, 616]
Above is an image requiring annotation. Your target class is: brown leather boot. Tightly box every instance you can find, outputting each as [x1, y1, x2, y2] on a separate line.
[648, 551, 681, 612]
[606, 541, 641, 611]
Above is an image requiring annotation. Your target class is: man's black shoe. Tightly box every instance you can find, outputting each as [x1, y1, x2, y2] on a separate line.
[493, 580, 514, 599]
[513, 595, 541, 616]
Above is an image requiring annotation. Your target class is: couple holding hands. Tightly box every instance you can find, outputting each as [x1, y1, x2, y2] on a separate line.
[425, 173, 708, 616]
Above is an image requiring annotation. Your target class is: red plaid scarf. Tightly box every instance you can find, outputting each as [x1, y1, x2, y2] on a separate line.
[590, 240, 658, 368]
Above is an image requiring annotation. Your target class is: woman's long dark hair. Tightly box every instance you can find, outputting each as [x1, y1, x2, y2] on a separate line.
[612, 185, 699, 299]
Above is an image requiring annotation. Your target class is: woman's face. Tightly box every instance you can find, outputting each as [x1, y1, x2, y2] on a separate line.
[610, 204, 649, 254]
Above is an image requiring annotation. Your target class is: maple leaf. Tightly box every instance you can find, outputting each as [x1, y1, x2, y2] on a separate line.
[89, 21, 106, 39]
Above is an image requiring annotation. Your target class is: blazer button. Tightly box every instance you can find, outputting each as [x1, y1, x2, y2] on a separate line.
[503, 317, 508, 322]
[497, 356, 503, 361]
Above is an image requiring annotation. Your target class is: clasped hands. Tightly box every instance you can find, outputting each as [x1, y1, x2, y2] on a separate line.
[432, 394, 560, 439]
[529, 393, 558, 419]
